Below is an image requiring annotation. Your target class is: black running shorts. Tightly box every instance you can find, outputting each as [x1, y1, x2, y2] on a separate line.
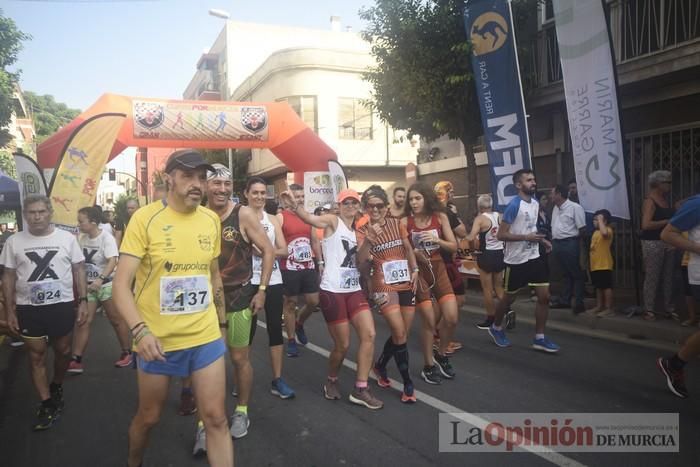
[503, 256, 549, 294]
[17, 301, 76, 339]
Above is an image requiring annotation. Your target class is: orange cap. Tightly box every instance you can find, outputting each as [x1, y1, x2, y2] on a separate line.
[337, 188, 360, 204]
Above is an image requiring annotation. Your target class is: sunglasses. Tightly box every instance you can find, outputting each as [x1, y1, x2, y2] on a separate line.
[366, 202, 386, 210]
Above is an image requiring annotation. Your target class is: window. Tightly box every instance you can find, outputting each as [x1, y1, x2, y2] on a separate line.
[277, 96, 318, 132]
[338, 98, 373, 140]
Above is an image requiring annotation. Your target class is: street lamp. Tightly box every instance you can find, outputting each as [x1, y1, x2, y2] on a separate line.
[208, 7, 234, 177]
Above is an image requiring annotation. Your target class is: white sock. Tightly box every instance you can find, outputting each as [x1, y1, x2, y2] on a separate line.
[535, 333, 545, 340]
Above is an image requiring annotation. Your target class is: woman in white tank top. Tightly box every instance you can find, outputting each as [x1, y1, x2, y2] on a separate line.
[279, 188, 383, 409]
[466, 194, 506, 329]
[246, 178, 295, 397]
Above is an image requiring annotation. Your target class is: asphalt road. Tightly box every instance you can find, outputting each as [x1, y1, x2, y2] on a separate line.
[1, 302, 699, 467]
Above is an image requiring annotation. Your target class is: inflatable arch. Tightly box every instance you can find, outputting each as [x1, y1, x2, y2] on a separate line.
[35, 93, 337, 229]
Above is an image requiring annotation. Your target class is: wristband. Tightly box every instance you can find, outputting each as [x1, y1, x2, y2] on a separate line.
[78, 296, 88, 303]
[219, 322, 229, 329]
[258, 285, 267, 292]
[134, 327, 151, 345]
[317, 260, 325, 265]
[130, 321, 145, 332]
[98, 274, 107, 281]
[412, 267, 420, 273]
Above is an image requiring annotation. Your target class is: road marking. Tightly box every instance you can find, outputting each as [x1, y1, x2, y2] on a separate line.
[260, 321, 587, 467]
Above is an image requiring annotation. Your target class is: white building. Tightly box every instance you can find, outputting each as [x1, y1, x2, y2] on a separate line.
[184, 18, 417, 194]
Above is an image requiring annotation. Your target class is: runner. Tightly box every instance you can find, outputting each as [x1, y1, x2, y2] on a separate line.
[0, 195, 88, 431]
[68, 206, 131, 374]
[657, 191, 700, 398]
[280, 188, 383, 409]
[278, 183, 321, 356]
[113, 150, 233, 467]
[387, 187, 406, 219]
[114, 198, 140, 247]
[402, 182, 458, 384]
[434, 181, 467, 354]
[246, 177, 296, 399]
[488, 169, 559, 353]
[356, 185, 419, 403]
[195, 165, 275, 450]
[466, 194, 505, 330]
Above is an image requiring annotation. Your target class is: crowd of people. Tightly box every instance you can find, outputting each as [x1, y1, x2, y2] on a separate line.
[0, 149, 698, 467]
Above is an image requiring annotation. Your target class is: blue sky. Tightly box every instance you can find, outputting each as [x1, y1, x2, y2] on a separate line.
[4, 0, 370, 111]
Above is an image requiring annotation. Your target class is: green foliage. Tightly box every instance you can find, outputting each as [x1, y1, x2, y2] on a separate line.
[0, 148, 16, 177]
[113, 193, 137, 228]
[0, 9, 30, 146]
[23, 92, 81, 144]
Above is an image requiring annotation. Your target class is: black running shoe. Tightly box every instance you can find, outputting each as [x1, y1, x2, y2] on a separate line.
[33, 404, 59, 431]
[657, 357, 689, 399]
[505, 310, 516, 330]
[433, 352, 456, 379]
[420, 365, 442, 385]
[475, 318, 494, 330]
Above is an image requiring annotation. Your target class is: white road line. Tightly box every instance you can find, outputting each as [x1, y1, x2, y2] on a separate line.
[260, 321, 587, 467]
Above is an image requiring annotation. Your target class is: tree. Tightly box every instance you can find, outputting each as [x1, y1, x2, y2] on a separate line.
[360, 0, 539, 214]
[23, 92, 80, 144]
[0, 9, 30, 148]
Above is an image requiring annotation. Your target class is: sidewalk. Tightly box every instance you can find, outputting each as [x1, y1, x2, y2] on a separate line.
[460, 288, 697, 352]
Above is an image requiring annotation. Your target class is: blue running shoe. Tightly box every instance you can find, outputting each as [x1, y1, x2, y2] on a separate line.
[532, 337, 560, 353]
[286, 340, 299, 357]
[488, 326, 511, 348]
[271, 377, 296, 399]
[295, 323, 308, 346]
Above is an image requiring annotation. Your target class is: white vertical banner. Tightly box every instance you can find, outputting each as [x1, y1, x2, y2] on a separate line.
[327, 160, 348, 201]
[553, 0, 630, 219]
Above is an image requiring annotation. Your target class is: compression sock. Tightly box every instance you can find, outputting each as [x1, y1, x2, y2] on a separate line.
[376, 337, 395, 369]
[393, 343, 412, 385]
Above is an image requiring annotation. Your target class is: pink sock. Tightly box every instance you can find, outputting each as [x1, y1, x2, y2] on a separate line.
[355, 380, 368, 389]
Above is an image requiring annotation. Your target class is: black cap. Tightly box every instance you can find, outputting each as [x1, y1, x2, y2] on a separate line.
[164, 150, 215, 174]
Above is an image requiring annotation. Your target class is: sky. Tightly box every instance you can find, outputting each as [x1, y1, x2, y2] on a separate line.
[4, 0, 371, 111]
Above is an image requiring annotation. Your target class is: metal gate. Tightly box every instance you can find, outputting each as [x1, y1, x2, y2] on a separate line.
[613, 124, 700, 288]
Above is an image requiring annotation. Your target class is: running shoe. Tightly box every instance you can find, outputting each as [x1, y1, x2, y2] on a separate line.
[192, 423, 207, 457]
[178, 390, 197, 416]
[231, 387, 238, 398]
[229, 411, 250, 439]
[401, 383, 417, 404]
[657, 357, 689, 399]
[50, 384, 64, 412]
[505, 309, 516, 329]
[33, 404, 59, 431]
[9, 337, 24, 348]
[323, 379, 341, 400]
[488, 326, 511, 348]
[67, 360, 84, 375]
[420, 365, 442, 385]
[433, 352, 456, 379]
[532, 337, 560, 353]
[597, 309, 615, 318]
[271, 378, 296, 399]
[295, 323, 308, 346]
[286, 339, 299, 358]
[114, 351, 133, 368]
[373, 365, 391, 388]
[475, 318, 494, 330]
[349, 387, 384, 410]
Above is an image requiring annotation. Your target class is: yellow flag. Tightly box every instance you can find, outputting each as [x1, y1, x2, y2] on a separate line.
[49, 114, 125, 231]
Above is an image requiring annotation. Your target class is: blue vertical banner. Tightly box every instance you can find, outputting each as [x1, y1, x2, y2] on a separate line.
[464, 0, 532, 211]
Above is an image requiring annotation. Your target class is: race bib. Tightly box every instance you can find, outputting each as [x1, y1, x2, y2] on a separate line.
[411, 229, 439, 251]
[160, 275, 210, 315]
[29, 281, 62, 306]
[382, 260, 409, 285]
[339, 268, 360, 290]
[292, 243, 313, 263]
[252, 256, 279, 273]
[86, 263, 101, 283]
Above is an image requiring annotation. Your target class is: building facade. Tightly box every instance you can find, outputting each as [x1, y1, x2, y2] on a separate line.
[183, 18, 417, 196]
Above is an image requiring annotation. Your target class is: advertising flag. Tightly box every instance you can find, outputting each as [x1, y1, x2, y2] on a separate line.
[49, 113, 126, 231]
[328, 160, 348, 201]
[553, 0, 629, 219]
[464, 0, 532, 212]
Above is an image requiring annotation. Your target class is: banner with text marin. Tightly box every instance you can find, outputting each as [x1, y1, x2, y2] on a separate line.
[464, 0, 532, 212]
[553, 0, 630, 219]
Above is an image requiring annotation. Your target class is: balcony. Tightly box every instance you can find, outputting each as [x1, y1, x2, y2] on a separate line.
[527, 0, 700, 90]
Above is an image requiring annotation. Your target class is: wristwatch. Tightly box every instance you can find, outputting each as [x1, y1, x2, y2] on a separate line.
[219, 322, 229, 329]
[98, 274, 107, 281]
[78, 296, 88, 303]
[258, 285, 268, 292]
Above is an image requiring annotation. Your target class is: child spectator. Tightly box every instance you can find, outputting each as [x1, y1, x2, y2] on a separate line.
[589, 209, 614, 317]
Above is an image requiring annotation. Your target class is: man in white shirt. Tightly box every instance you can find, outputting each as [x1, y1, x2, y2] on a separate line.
[0, 195, 88, 431]
[550, 184, 587, 314]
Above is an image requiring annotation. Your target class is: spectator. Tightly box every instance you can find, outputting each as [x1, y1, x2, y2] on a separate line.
[568, 179, 579, 203]
[640, 170, 676, 321]
[550, 184, 587, 314]
[589, 209, 614, 317]
[114, 198, 140, 247]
